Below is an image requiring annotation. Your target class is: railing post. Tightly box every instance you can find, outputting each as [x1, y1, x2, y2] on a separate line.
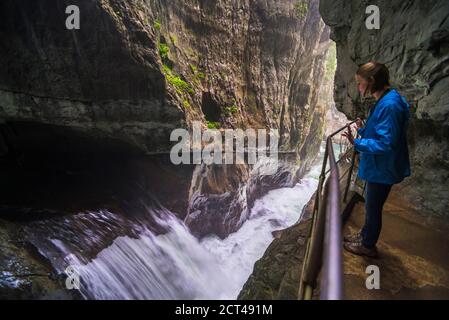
[298, 121, 356, 300]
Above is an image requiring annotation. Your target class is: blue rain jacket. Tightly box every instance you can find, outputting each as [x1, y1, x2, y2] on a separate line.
[354, 89, 411, 185]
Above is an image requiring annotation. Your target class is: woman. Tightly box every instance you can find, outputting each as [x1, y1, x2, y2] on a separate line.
[342, 62, 411, 258]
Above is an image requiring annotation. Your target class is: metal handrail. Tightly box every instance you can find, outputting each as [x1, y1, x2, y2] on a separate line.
[298, 120, 357, 300]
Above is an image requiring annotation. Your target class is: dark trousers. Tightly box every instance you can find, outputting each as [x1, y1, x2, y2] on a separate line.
[361, 182, 393, 248]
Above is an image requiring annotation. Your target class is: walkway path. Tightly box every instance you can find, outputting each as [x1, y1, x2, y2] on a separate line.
[343, 188, 449, 299]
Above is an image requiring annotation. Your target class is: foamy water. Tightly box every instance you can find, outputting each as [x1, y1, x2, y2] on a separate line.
[200, 160, 321, 298]
[58, 153, 323, 300]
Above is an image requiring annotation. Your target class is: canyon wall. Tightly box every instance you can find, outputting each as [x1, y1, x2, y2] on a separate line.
[151, 0, 331, 237]
[0, 0, 185, 153]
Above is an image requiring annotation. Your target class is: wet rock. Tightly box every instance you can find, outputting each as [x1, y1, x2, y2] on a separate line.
[185, 163, 250, 239]
[0, 0, 184, 153]
[238, 212, 312, 300]
[0, 219, 82, 299]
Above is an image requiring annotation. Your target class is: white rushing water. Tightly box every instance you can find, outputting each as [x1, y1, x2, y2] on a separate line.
[199, 161, 322, 299]
[66, 152, 324, 300]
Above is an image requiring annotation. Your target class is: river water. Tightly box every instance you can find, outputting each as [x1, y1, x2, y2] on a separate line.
[54, 147, 325, 300]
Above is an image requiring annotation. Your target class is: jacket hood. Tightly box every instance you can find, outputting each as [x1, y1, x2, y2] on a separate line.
[383, 89, 410, 120]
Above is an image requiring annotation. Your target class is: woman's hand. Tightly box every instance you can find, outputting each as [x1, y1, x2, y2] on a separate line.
[355, 117, 364, 130]
[342, 125, 355, 145]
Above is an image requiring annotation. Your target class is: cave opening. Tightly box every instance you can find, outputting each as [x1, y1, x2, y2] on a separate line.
[201, 92, 221, 122]
[0, 121, 193, 218]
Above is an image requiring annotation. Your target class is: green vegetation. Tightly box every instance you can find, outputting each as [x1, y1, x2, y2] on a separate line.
[223, 103, 239, 117]
[325, 42, 337, 81]
[206, 121, 221, 129]
[162, 64, 193, 95]
[159, 43, 170, 60]
[189, 64, 206, 84]
[170, 34, 177, 45]
[294, 1, 309, 19]
[154, 19, 161, 30]
[183, 99, 191, 109]
[189, 64, 198, 73]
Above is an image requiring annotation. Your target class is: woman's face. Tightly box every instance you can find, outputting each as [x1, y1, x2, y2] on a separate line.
[356, 75, 370, 97]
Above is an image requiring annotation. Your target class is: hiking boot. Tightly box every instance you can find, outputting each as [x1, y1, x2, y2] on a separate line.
[343, 231, 362, 243]
[344, 241, 378, 258]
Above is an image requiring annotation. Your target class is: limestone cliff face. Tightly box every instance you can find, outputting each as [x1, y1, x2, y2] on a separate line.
[152, 0, 331, 237]
[153, 0, 329, 136]
[0, 0, 186, 153]
[319, 0, 449, 217]
[0, 0, 330, 240]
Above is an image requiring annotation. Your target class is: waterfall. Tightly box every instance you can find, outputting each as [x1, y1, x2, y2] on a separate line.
[24, 149, 324, 300]
[64, 215, 236, 300]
